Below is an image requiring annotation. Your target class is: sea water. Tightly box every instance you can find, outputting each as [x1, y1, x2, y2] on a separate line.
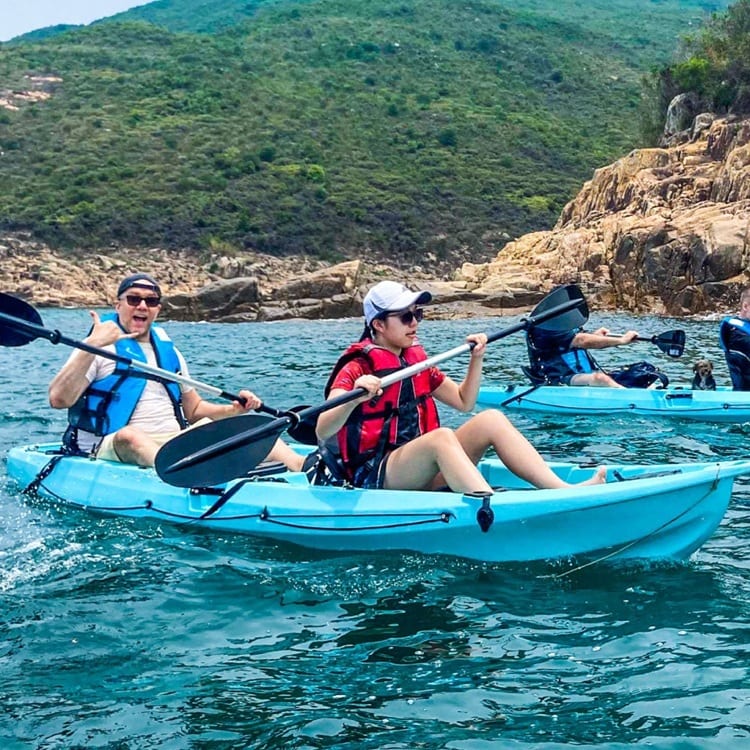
[1, 308, 748, 749]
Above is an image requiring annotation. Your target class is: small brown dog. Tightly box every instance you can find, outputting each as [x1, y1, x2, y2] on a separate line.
[692, 359, 717, 390]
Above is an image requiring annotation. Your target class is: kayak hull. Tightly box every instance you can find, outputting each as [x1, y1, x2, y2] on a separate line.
[6, 444, 749, 564]
[479, 384, 750, 422]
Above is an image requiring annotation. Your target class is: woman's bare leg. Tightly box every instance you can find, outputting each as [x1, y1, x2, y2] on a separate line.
[451, 410, 606, 489]
[383, 428, 493, 494]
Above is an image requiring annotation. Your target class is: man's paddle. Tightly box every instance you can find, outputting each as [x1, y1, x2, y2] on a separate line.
[629, 330, 685, 358]
[155, 284, 589, 488]
[0, 292, 317, 443]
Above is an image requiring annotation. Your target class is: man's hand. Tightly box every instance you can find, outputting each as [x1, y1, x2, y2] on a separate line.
[84, 310, 137, 347]
[235, 389, 262, 412]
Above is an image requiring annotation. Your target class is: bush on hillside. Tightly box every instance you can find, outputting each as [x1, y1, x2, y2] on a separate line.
[651, 0, 750, 129]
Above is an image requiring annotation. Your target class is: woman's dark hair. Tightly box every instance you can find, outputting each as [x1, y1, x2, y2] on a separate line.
[359, 313, 387, 341]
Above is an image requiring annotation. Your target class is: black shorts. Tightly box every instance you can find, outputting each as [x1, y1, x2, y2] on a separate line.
[351, 452, 391, 489]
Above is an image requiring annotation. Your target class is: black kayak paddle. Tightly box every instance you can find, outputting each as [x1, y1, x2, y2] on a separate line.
[636, 329, 685, 358]
[603, 329, 685, 358]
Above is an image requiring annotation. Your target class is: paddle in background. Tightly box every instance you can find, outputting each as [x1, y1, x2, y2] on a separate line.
[155, 283, 589, 488]
[607, 329, 685, 358]
[0, 292, 317, 445]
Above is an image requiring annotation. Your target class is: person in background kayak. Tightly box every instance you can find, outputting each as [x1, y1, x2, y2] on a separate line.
[719, 286, 750, 390]
[48, 272, 304, 471]
[315, 280, 606, 494]
[526, 321, 640, 387]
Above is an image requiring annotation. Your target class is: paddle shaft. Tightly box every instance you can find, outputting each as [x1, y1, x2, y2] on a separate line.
[606, 332, 674, 345]
[0, 307, 282, 415]
[162, 295, 586, 475]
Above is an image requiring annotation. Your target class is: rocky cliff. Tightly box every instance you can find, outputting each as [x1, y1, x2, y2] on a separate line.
[456, 115, 750, 315]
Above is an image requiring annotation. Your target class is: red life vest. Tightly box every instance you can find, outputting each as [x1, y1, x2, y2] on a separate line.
[324, 340, 441, 478]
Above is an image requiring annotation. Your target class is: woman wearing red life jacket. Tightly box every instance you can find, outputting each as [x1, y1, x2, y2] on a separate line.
[316, 280, 607, 494]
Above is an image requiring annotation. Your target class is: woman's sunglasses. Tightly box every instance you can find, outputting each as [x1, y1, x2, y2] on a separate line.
[122, 294, 161, 308]
[386, 308, 424, 325]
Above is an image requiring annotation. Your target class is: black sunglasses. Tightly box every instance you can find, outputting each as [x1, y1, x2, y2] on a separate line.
[386, 308, 424, 325]
[123, 294, 161, 308]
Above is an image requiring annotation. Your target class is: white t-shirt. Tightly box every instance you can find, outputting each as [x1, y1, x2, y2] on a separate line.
[70, 341, 193, 452]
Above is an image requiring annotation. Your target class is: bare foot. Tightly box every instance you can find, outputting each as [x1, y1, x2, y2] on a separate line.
[577, 465, 607, 485]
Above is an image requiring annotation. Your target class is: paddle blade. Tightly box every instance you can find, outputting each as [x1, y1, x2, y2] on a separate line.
[0, 292, 44, 347]
[155, 414, 283, 487]
[530, 285, 589, 332]
[285, 405, 318, 445]
[653, 330, 685, 358]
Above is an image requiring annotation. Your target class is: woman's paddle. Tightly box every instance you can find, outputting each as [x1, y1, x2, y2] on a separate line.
[0, 292, 317, 443]
[155, 283, 589, 488]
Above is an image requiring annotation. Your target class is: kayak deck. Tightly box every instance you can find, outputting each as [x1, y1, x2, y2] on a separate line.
[6, 444, 750, 564]
[479, 384, 750, 422]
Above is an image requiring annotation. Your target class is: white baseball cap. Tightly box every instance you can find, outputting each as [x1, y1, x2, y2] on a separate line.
[363, 281, 432, 325]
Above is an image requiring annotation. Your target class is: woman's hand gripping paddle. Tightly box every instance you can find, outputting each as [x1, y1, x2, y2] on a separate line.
[0, 292, 316, 444]
[155, 284, 589, 488]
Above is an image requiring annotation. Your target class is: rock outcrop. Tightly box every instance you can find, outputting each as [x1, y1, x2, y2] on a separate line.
[162, 260, 364, 322]
[456, 116, 750, 315]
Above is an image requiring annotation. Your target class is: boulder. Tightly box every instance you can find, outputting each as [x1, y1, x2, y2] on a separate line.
[272, 260, 360, 301]
[163, 277, 260, 321]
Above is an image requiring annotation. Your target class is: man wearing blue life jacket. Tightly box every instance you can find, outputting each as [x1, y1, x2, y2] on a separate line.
[719, 287, 750, 390]
[48, 272, 304, 470]
[526, 324, 640, 387]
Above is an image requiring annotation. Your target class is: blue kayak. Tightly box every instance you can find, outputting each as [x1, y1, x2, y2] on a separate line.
[478, 384, 750, 422]
[6, 443, 750, 564]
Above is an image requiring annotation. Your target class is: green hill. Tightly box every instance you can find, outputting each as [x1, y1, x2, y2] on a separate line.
[0, 0, 731, 265]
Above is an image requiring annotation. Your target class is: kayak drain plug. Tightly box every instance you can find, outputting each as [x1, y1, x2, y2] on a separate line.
[465, 491, 495, 533]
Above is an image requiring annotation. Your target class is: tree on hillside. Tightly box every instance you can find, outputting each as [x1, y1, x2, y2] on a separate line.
[649, 0, 750, 134]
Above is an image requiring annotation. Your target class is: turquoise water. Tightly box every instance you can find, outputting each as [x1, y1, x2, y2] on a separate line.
[1, 308, 749, 749]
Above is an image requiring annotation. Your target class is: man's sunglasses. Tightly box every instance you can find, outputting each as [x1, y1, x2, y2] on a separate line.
[122, 294, 161, 308]
[386, 308, 424, 325]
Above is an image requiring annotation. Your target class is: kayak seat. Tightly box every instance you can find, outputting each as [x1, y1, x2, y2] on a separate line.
[521, 365, 547, 386]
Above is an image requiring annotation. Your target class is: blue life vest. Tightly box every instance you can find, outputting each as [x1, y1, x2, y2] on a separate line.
[719, 316, 750, 390]
[526, 326, 598, 384]
[66, 314, 186, 445]
[719, 316, 750, 351]
[560, 349, 597, 374]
